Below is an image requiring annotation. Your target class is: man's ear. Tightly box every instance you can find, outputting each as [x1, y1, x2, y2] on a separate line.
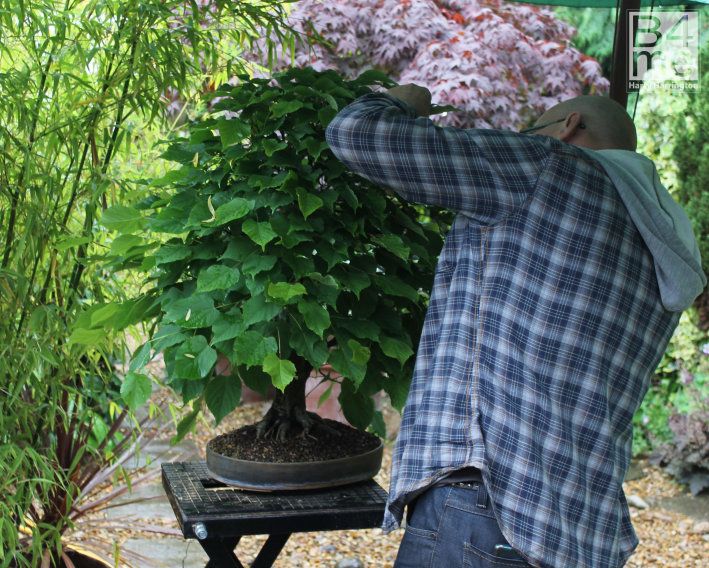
[557, 112, 584, 143]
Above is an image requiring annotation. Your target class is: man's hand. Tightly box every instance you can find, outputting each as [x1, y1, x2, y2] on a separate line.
[386, 84, 432, 117]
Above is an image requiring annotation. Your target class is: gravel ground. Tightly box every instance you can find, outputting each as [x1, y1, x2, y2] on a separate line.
[119, 384, 709, 568]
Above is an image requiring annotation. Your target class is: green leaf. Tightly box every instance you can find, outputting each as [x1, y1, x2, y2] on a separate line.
[263, 353, 296, 391]
[214, 198, 253, 225]
[152, 325, 187, 353]
[289, 331, 329, 370]
[297, 299, 331, 338]
[150, 207, 189, 234]
[383, 374, 412, 412]
[317, 242, 348, 271]
[317, 382, 335, 408]
[109, 234, 145, 256]
[262, 138, 288, 156]
[100, 205, 146, 233]
[154, 244, 191, 267]
[69, 326, 108, 345]
[114, 296, 158, 330]
[241, 253, 278, 276]
[338, 379, 375, 431]
[233, 331, 278, 368]
[197, 344, 219, 378]
[296, 188, 324, 219]
[121, 372, 152, 411]
[197, 265, 240, 292]
[220, 236, 258, 262]
[56, 236, 92, 252]
[271, 99, 304, 118]
[305, 274, 341, 307]
[304, 137, 330, 160]
[89, 302, 120, 327]
[373, 235, 410, 261]
[172, 407, 201, 446]
[242, 294, 281, 327]
[160, 143, 203, 164]
[239, 365, 272, 398]
[205, 374, 242, 424]
[211, 313, 246, 345]
[163, 294, 219, 329]
[150, 168, 188, 187]
[355, 68, 396, 87]
[339, 319, 380, 340]
[348, 339, 371, 366]
[186, 200, 212, 229]
[129, 342, 153, 372]
[318, 104, 339, 125]
[243, 219, 277, 250]
[174, 336, 216, 380]
[217, 117, 250, 149]
[380, 336, 414, 366]
[329, 347, 366, 386]
[375, 274, 420, 303]
[267, 281, 306, 303]
[369, 409, 387, 439]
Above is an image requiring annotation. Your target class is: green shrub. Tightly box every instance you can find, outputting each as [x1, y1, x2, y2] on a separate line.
[0, 0, 291, 564]
[672, 48, 709, 330]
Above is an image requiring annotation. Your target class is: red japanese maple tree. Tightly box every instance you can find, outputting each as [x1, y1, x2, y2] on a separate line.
[251, 0, 608, 129]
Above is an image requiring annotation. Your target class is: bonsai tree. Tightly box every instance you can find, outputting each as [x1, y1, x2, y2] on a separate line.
[104, 67, 448, 441]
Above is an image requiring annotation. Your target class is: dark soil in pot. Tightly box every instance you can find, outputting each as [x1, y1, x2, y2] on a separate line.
[208, 419, 380, 463]
[206, 419, 383, 490]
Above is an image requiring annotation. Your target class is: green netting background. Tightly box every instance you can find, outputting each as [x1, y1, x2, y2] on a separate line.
[506, 0, 708, 7]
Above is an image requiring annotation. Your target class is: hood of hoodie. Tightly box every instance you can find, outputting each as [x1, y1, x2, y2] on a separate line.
[580, 148, 706, 312]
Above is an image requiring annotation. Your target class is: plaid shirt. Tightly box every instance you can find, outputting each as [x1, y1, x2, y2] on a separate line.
[326, 94, 681, 568]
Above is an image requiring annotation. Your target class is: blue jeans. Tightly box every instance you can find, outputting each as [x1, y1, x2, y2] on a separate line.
[393, 483, 532, 568]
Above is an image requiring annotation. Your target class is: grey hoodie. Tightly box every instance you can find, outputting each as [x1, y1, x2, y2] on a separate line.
[581, 149, 706, 312]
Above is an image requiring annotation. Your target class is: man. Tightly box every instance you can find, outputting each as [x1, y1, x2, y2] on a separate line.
[325, 84, 705, 568]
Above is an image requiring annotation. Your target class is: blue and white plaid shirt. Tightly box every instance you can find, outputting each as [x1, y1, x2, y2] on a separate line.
[326, 93, 681, 568]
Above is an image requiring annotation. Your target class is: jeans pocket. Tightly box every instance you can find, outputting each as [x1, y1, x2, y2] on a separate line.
[395, 485, 530, 568]
[394, 487, 449, 568]
[394, 524, 437, 568]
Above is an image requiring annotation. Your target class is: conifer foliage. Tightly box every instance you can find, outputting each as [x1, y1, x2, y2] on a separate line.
[254, 0, 609, 129]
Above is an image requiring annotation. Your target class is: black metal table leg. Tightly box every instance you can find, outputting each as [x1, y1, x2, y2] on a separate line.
[201, 536, 243, 568]
[252, 533, 291, 568]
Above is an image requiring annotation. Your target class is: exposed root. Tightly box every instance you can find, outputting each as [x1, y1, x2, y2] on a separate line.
[255, 403, 339, 443]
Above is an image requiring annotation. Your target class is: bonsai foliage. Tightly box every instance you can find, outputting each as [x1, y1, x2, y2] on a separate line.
[104, 67, 447, 438]
[249, 0, 609, 129]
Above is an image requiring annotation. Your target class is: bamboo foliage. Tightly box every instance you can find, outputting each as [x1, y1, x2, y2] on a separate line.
[0, 1, 291, 565]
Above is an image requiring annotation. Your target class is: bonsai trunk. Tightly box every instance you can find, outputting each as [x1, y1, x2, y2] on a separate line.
[255, 355, 336, 442]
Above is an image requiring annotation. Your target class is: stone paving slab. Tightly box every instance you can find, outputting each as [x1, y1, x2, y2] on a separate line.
[658, 493, 709, 523]
[122, 537, 208, 567]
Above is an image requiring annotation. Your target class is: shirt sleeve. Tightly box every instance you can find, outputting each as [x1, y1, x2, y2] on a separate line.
[325, 93, 550, 225]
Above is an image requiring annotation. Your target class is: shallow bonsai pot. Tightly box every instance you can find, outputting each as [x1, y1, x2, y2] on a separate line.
[206, 438, 383, 491]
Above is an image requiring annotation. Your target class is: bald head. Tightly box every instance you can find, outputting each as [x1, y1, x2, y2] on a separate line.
[535, 96, 637, 151]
